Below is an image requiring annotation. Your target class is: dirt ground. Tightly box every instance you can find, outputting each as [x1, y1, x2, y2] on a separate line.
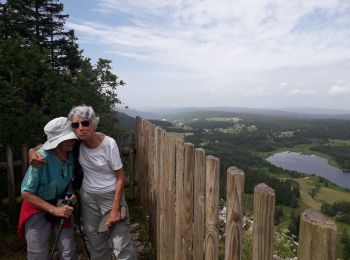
[0, 204, 154, 260]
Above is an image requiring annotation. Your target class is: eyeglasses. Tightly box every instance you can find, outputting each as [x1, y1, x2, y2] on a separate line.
[71, 120, 90, 129]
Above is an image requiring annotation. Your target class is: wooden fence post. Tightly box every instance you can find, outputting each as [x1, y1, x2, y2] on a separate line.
[175, 139, 185, 260]
[147, 122, 156, 242]
[164, 133, 176, 260]
[193, 148, 206, 260]
[252, 183, 275, 260]
[21, 144, 28, 177]
[297, 208, 337, 260]
[158, 128, 166, 260]
[224, 167, 245, 260]
[143, 121, 150, 214]
[6, 145, 16, 216]
[205, 156, 220, 260]
[184, 143, 195, 260]
[154, 127, 161, 260]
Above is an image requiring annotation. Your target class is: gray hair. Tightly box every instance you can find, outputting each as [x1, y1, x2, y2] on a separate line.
[68, 105, 100, 126]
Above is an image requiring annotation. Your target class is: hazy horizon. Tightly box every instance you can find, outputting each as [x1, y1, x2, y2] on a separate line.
[117, 105, 350, 116]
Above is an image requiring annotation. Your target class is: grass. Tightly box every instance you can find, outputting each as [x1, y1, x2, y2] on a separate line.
[315, 186, 350, 204]
[299, 191, 321, 210]
[167, 132, 193, 141]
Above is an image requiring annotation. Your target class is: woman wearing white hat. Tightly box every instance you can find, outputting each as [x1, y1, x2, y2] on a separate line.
[18, 117, 78, 260]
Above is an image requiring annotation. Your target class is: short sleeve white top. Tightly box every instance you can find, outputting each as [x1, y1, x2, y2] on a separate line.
[79, 134, 123, 193]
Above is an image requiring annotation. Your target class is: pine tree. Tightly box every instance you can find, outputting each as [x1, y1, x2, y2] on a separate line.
[0, 0, 82, 73]
[0, 0, 125, 145]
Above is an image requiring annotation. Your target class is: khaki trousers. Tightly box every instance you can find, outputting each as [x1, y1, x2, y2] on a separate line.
[80, 188, 137, 260]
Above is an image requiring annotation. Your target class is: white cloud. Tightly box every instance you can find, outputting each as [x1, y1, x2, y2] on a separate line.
[63, 0, 350, 109]
[66, 0, 350, 76]
[328, 85, 350, 95]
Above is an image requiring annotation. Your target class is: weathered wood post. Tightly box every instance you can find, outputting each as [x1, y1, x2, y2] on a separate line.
[184, 143, 195, 260]
[156, 127, 165, 260]
[193, 148, 206, 260]
[164, 133, 176, 260]
[297, 208, 337, 260]
[224, 167, 245, 260]
[252, 183, 275, 260]
[6, 145, 16, 216]
[205, 156, 220, 260]
[175, 139, 185, 260]
[147, 122, 156, 244]
[21, 144, 28, 177]
[144, 121, 151, 215]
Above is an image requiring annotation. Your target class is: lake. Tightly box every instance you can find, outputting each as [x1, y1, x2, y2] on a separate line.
[266, 151, 350, 189]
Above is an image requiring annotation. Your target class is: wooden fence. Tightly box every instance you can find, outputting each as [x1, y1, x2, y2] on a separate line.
[0, 145, 28, 216]
[136, 117, 337, 260]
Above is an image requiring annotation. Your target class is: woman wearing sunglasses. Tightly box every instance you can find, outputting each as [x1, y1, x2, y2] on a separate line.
[29, 105, 136, 260]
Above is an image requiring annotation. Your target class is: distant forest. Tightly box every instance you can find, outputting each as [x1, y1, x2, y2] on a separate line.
[0, 0, 125, 146]
[151, 111, 350, 208]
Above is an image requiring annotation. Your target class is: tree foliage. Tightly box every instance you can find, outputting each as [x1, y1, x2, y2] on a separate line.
[0, 0, 124, 146]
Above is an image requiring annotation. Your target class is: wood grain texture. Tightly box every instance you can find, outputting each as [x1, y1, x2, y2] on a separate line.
[175, 139, 185, 260]
[252, 183, 275, 260]
[297, 208, 337, 260]
[6, 145, 16, 216]
[184, 143, 195, 260]
[158, 128, 166, 260]
[205, 156, 220, 260]
[193, 148, 206, 260]
[225, 167, 245, 260]
[164, 133, 176, 260]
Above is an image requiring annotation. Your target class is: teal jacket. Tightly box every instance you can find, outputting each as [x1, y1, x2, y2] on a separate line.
[21, 149, 75, 201]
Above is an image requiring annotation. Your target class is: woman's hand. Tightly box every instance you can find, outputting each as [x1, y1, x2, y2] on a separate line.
[106, 208, 121, 227]
[53, 205, 74, 218]
[28, 148, 47, 167]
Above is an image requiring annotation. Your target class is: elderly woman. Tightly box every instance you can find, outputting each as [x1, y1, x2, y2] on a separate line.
[68, 105, 136, 260]
[29, 106, 136, 260]
[18, 117, 78, 260]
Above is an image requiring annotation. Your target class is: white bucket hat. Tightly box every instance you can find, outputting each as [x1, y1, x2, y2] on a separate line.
[42, 117, 78, 150]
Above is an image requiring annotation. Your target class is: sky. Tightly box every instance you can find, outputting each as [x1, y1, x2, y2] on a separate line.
[61, 0, 350, 110]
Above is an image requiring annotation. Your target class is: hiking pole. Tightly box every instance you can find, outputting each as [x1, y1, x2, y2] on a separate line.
[76, 213, 91, 260]
[76, 218, 91, 259]
[74, 192, 91, 259]
[51, 195, 73, 258]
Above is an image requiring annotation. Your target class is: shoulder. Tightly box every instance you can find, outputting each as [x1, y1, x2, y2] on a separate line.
[98, 134, 117, 147]
[105, 135, 117, 145]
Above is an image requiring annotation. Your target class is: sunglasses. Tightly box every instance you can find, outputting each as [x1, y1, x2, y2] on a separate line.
[71, 120, 90, 129]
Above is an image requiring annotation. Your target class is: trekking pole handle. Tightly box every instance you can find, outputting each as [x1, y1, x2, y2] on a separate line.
[58, 195, 74, 224]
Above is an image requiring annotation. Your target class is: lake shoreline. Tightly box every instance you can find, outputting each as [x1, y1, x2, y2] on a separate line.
[266, 151, 350, 189]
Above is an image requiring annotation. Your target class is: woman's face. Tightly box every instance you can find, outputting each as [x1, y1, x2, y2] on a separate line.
[57, 139, 76, 152]
[70, 116, 96, 140]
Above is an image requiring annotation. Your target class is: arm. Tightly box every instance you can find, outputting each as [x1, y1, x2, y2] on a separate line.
[28, 144, 47, 167]
[106, 168, 126, 227]
[22, 191, 74, 218]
